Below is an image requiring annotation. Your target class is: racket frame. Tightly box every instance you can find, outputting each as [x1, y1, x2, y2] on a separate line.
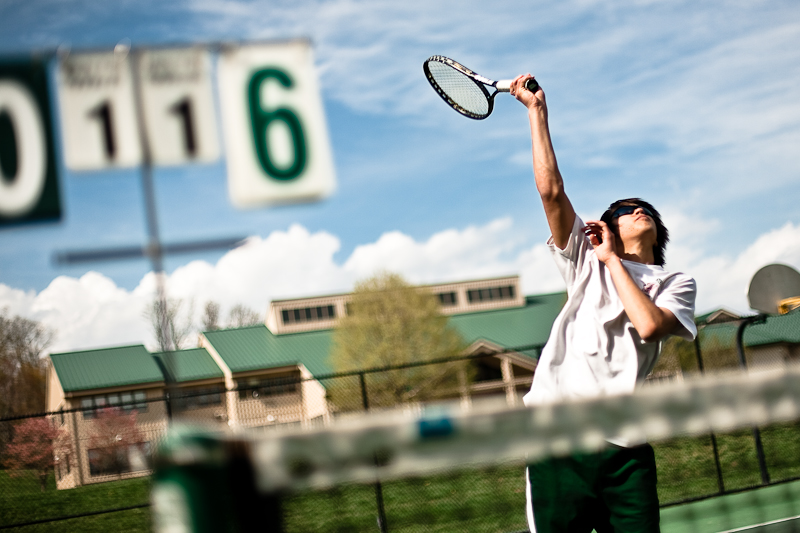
[423, 55, 539, 120]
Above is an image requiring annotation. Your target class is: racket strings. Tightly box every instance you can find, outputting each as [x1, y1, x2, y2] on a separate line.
[426, 62, 490, 118]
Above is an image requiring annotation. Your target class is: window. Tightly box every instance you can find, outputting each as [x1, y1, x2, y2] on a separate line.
[281, 304, 336, 325]
[473, 357, 504, 382]
[437, 292, 458, 306]
[173, 386, 224, 411]
[81, 390, 148, 420]
[238, 374, 299, 400]
[81, 397, 96, 420]
[133, 391, 147, 412]
[88, 442, 151, 477]
[467, 285, 516, 304]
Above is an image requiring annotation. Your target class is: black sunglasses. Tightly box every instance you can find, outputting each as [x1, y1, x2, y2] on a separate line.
[611, 205, 654, 219]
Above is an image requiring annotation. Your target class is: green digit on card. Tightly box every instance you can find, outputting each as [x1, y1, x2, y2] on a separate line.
[248, 68, 306, 181]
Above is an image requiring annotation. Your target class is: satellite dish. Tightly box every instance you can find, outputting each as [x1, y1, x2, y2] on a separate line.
[747, 264, 800, 315]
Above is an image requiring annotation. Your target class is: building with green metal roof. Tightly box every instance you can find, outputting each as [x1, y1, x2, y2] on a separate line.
[694, 309, 800, 371]
[46, 276, 568, 489]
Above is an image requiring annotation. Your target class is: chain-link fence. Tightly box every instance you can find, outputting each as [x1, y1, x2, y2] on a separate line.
[2, 318, 800, 531]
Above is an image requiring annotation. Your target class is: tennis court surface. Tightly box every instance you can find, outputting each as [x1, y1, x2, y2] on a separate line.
[662, 479, 800, 533]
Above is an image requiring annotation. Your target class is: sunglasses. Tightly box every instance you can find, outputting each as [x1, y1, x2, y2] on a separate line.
[611, 205, 654, 220]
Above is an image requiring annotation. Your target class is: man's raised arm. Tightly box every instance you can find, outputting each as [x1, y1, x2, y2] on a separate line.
[511, 75, 575, 249]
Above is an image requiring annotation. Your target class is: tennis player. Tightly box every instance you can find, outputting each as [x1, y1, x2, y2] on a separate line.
[510, 75, 698, 533]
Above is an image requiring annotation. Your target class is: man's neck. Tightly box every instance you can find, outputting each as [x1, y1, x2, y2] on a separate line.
[615, 238, 655, 265]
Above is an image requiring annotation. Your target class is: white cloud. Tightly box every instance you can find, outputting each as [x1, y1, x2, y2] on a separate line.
[5, 216, 799, 356]
[344, 217, 526, 283]
[688, 222, 800, 314]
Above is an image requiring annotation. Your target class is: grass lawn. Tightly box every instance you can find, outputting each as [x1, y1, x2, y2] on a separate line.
[654, 422, 800, 504]
[283, 463, 529, 533]
[2, 421, 800, 532]
[0, 470, 150, 531]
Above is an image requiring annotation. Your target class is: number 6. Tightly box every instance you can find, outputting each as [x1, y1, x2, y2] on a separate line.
[248, 69, 307, 181]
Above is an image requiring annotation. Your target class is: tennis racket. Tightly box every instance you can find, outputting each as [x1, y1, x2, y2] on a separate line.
[423, 55, 540, 120]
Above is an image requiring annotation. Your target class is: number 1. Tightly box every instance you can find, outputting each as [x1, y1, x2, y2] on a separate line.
[169, 97, 197, 157]
[88, 100, 116, 160]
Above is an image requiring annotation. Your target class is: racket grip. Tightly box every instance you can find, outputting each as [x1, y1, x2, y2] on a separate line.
[496, 78, 540, 92]
[525, 78, 540, 92]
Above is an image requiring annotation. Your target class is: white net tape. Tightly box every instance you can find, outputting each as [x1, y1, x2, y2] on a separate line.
[166, 364, 800, 494]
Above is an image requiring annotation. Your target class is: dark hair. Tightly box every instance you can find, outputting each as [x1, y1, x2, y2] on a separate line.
[600, 198, 669, 266]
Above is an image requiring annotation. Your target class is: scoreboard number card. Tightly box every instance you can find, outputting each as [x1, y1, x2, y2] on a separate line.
[218, 40, 336, 207]
[137, 47, 220, 166]
[0, 60, 61, 225]
[57, 50, 142, 170]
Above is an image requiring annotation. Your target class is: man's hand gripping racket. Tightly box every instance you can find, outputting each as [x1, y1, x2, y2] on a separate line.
[423, 55, 541, 120]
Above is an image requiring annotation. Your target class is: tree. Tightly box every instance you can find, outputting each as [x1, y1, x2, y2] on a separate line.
[201, 301, 221, 331]
[145, 297, 194, 351]
[87, 408, 147, 477]
[0, 309, 52, 418]
[4, 417, 68, 491]
[329, 273, 469, 410]
[653, 336, 697, 377]
[227, 304, 261, 328]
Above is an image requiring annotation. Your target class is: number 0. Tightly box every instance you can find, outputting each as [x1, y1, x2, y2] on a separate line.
[248, 69, 307, 181]
[0, 81, 47, 218]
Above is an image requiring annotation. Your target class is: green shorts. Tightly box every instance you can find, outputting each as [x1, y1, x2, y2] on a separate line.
[526, 444, 660, 533]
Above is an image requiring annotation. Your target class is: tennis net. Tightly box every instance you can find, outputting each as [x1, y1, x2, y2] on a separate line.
[151, 363, 800, 533]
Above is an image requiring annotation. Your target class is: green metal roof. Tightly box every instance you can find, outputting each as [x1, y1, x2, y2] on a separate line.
[153, 348, 224, 383]
[50, 292, 570, 394]
[203, 325, 333, 376]
[202, 292, 567, 377]
[450, 293, 567, 358]
[744, 310, 800, 346]
[698, 309, 800, 348]
[50, 345, 165, 393]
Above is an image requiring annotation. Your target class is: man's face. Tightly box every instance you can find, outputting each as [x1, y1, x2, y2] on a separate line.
[610, 203, 658, 245]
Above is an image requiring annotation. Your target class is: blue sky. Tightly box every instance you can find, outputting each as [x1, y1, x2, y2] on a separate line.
[1, 0, 799, 353]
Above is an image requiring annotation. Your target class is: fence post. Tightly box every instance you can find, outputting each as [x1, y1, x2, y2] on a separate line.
[736, 315, 770, 485]
[694, 335, 725, 494]
[165, 391, 174, 421]
[359, 372, 389, 533]
[70, 410, 86, 487]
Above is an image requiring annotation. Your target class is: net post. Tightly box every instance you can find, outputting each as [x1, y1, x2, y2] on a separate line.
[358, 371, 390, 533]
[736, 315, 771, 485]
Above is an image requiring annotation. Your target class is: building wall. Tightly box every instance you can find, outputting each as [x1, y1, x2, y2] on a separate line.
[45, 361, 66, 412]
[55, 388, 168, 489]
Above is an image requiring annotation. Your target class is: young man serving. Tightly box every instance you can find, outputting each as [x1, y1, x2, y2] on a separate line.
[510, 75, 697, 533]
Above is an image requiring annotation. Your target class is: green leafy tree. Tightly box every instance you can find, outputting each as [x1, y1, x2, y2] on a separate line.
[329, 273, 469, 410]
[653, 336, 697, 377]
[654, 326, 741, 378]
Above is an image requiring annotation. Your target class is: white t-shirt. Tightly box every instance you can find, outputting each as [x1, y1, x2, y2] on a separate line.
[523, 215, 697, 409]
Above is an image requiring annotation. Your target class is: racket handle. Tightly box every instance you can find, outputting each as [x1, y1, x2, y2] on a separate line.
[496, 78, 540, 92]
[525, 78, 540, 92]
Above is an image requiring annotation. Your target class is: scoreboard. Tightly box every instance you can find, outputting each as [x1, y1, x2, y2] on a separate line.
[0, 40, 336, 226]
